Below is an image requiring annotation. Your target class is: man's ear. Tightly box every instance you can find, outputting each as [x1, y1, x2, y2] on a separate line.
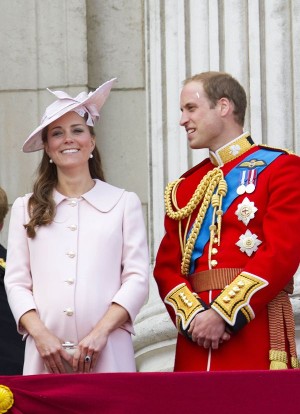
[218, 97, 232, 117]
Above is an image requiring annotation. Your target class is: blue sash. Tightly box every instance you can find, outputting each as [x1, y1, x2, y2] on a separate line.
[188, 148, 283, 274]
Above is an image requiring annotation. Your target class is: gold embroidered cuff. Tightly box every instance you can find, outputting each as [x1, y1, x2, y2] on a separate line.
[165, 283, 205, 330]
[211, 272, 268, 327]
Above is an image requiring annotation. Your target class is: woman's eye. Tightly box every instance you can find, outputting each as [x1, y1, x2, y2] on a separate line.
[51, 130, 62, 137]
[73, 129, 84, 134]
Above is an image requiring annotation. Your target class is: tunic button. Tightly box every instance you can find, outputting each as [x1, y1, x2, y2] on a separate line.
[64, 308, 74, 316]
[211, 259, 218, 267]
[66, 251, 76, 258]
[211, 248, 218, 255]
[68, 224, 77, 231]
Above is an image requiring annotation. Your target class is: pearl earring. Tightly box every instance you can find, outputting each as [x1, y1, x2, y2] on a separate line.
[49, 159, 53, 164]
[89, 154, 93, 159]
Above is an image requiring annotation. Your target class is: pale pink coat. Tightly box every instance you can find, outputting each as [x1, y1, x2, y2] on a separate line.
[5, 180, 149, 375]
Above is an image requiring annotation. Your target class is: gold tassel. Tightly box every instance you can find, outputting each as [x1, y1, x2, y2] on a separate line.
[291, 356, 300, 369]
[269, 349, 288, 370]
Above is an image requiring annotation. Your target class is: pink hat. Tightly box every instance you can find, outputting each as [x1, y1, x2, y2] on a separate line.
[22, 78, 117, 153]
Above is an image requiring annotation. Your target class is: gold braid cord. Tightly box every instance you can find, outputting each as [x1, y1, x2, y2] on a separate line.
[164, 168, 227, 275]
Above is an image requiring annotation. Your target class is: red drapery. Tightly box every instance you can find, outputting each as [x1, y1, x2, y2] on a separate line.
[0, 370, 299, 414]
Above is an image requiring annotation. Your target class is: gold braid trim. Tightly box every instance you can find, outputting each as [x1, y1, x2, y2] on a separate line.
[164, 283, 205, 330]
[164, 168, 227, 275]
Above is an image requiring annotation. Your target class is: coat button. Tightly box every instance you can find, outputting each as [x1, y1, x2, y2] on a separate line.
[211, 248, 218, 255]
[68, 199, 77, 207]
[68, 224, 77, 231]
[66, 251, 76, 258]
[211, 259, 218, 267]
[64, 308, 74, 316]
[65, 278, 74, 285]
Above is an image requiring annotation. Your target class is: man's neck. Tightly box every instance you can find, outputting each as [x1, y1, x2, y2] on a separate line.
[209, 132, 254, 166]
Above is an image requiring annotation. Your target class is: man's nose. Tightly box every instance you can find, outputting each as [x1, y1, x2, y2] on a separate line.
[180, 112, 188, 126]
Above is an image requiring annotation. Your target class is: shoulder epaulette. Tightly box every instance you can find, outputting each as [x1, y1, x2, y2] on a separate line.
[258, 144, 295, 155]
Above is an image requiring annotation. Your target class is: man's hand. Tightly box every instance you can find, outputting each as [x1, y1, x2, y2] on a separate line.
[188, 309, 231, 349]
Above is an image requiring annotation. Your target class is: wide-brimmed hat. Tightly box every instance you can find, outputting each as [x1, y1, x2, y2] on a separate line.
[22, 78, 116, 153]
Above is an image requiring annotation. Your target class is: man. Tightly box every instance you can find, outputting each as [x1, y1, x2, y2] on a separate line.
[153, 71, 300, 371]
[0, 186, 24, 374]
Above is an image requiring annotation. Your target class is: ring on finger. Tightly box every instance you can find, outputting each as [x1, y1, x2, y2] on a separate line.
[84, 355, 91, 363]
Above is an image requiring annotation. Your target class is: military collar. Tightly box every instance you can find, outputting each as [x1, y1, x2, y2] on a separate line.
[209, 132, 255, 166]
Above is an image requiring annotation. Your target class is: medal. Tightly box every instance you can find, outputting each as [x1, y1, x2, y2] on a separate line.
[246, 169, 257, 194]
[236, 170, 247, 195]
[235, 197, 258, 225]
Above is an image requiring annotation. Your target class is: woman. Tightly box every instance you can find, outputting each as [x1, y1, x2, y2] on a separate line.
[5, 79, 149, 375]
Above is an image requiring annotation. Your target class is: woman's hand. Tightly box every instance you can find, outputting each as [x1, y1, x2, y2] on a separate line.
[34, 329, 72, 373]
[72, 302, 130, 373]
[20, 310, 71, 373]
[73, 328, 109, 373]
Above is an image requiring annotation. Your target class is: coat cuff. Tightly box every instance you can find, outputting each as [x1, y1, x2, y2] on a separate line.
[211, 271, 268, 332]
[164, 283, 207, 330]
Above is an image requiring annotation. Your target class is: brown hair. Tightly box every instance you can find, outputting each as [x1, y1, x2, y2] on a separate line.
[184, 71, 247, 126]
[24, 123, 105, 238]
[0, 187, 8, 225]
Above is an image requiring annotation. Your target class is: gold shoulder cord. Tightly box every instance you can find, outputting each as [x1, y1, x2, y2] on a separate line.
[165, 167, 227, 275]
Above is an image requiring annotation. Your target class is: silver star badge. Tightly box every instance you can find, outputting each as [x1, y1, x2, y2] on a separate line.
[235, 197, 258, 225]
[236, 229, 262, 256]
[229, 144, 241, 156]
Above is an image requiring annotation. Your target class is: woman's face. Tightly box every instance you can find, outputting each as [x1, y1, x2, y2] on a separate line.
[44, 111, 95, 171]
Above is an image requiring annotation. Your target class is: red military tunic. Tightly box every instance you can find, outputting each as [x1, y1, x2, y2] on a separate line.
[154, 134, 300, 371]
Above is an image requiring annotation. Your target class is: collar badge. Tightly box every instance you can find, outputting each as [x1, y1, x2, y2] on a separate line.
[229, 144, 241, 156]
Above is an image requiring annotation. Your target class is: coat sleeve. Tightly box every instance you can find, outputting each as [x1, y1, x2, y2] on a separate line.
[153, 202, 207, 332]
[112, 192, 149, 326]
[4, 196, 37, 334]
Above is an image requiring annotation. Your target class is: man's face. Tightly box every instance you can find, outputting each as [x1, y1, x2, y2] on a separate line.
[180, 81, 224, 151]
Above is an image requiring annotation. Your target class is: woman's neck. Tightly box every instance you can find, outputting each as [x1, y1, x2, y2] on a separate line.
[56, 173, 95, 198]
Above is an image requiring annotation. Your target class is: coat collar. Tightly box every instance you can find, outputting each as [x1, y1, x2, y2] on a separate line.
[53, 179, 125, 212]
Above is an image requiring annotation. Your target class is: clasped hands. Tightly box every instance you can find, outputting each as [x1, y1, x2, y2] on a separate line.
[188, 308, 231, 349]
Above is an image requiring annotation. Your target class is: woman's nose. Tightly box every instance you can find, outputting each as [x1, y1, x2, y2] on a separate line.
[64, 131, 74, 142]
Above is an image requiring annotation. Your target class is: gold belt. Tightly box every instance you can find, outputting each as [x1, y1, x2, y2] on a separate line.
[189, 268, 242, 292]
